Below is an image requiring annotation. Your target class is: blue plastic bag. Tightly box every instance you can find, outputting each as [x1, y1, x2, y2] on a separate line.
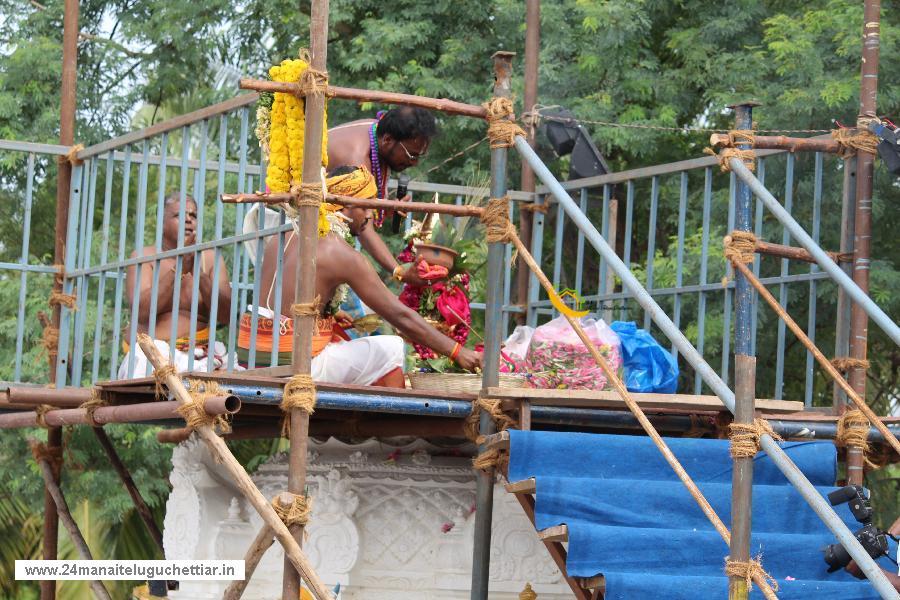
[610, 321, 679, 393]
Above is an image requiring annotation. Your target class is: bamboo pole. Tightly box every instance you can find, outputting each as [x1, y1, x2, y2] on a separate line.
[754, 240, 847, 265]
[0, 397, 239, 429]
[283, 3, 329, 597]
[239, 79, 486, 119]
[731, 259, 900, 456]
[135, 334, 333, 600]
[221, 191, 485, 217]
[503, 221, 779, 599]
[847, 0, 881, 486]
[223, 521, 277, 600]
[91, 428, 165, 554]
[43, 0, 80, 593]
[31, 441, 112, 600]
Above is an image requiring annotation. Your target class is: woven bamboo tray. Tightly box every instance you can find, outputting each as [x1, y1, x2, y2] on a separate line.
[408, 371, 529, 395]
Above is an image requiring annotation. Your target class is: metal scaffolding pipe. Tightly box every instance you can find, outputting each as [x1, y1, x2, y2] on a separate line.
[221, 383, 900, 443]
[239, 79, 486, 119]
[728, 157, 900, 347]
[514, 135, 898, 599]
[5, 386, 92, 408]
[0, 397, 240, 429]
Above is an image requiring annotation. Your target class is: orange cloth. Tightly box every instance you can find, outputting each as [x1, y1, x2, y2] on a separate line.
[237, 313, 348, 358]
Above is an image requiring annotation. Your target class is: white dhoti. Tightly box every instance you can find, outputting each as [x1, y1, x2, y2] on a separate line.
[117, 339, 244, 380]
[311, 335, 405, 386]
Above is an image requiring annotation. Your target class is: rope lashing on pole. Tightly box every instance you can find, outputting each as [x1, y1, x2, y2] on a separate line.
[518, 202, 549, 214]
[152, 364, 177, 399]
[290, 295, 321, 319]
[178, 379, 232, 434]
[483, 97, 527, 149]
[705, 130, 756, 172]
[49, 291, 78, 309]
[725, 557, 780, 600]
[33, 404, 56, 430]
[473, 183, 780, 597]
[294, 50, 331, 99]
[31, 441, 64, 480]
[831, 357, 870, 373]
[464, 396, 517, 471]
[60, 143, 84, 165]
[726, 256, 900, 456]
[836, 409, 878, 469]
[40, 288, 78, 361]
[831, 118, 880, 157]
[281, 374, 317, 437]
[292, 181, 324, 209]
[272, 493, 312, 527]
[79, 388, 107, 427]
[729, 419, 782, 459]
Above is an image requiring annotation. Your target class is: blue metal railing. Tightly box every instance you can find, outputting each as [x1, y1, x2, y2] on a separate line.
[0, 99, 864, 409]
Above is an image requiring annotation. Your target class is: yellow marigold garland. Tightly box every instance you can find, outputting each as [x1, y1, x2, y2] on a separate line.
[265, 56, 329, 195]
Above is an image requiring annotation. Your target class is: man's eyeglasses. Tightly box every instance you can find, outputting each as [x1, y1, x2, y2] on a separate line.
[398, 140, 427, 162]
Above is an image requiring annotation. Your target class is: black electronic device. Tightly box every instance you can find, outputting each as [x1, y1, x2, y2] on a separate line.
[538, 107, 611, 181]
[822, 485, 895, 573]
[867, 120, 900, 176]
[392, 174, 410, 233]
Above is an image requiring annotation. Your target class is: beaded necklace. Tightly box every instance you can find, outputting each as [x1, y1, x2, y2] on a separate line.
[369, 121, 388, 227]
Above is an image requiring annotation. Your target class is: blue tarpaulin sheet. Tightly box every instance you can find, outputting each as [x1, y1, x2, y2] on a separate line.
[508, 430, 895, 599]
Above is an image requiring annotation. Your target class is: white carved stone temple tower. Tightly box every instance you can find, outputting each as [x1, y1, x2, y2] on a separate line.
[163, 436, 571, 599]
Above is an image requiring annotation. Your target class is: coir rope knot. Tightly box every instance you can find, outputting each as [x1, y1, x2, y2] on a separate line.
[729, 418, 781, 459]
[483, 97, 526, 149]
[272, 493, 312, 527]
[725, 556, 779, 600]
[723, 231, 758, 265]
[464, 396, 517, 471]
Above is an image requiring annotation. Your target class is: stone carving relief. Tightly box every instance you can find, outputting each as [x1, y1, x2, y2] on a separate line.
[164, 436, 572, 599]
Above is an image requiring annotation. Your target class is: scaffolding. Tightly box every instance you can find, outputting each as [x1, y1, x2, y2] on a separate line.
[0, 0, 898, 599]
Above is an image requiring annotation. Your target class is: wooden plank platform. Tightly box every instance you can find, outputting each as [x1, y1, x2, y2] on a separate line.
[486, 387, 803, 414]
[505, 478, 536, 494]
[538, 524, 569, 543]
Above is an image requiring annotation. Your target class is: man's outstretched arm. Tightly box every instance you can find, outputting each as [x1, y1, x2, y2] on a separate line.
[340, 247, 481, 371]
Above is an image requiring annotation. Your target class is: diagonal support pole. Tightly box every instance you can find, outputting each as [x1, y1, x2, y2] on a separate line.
[91, 427, 164, 553]
[136, 334, 333, 600]
[515, 135, 898, 599]
[727, 158, 899, 347]
[223, 523, 276, 600]
[31, 441, 112, 600]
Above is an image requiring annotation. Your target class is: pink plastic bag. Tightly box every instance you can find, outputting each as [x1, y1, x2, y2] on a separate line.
[499, 326, 534, 373]
[525, 315, 622, 390]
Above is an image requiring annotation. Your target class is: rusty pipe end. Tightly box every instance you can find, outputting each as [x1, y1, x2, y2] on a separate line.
[204, 395, 242, 416]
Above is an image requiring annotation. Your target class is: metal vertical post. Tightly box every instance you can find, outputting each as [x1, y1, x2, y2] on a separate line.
[728, 101, 758, 600]
[847, 0, 880, 486]
[471, 50, 515, 600]
[43, 0, 78, 596]
[516, 0, 539, 325]
[833, 156, 856, 410]
[283, 0, 328, 596]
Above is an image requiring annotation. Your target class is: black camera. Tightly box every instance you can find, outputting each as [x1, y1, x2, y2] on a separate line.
[822, 485, 891, 573]
[867, 119, 900, 176]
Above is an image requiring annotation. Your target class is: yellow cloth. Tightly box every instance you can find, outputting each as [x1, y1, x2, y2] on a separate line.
[326, 166, 377, 199]
[122, 327, 210, 355]
[317, 166, 379, 237]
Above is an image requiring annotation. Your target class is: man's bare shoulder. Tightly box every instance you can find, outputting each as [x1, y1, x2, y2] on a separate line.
[328, 119, 375, 133]
[318, 237, 366, 275]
